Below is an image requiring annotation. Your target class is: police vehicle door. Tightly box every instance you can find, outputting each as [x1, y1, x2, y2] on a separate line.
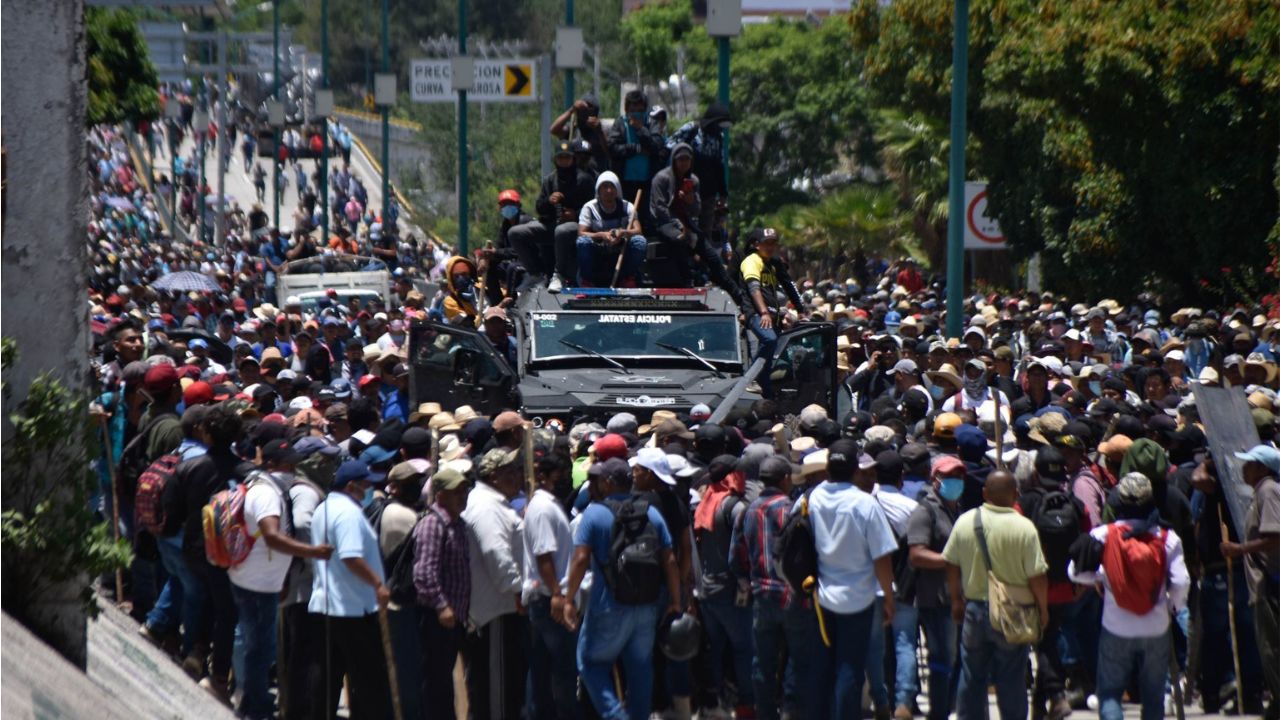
[771, 322, 838, 418]
[409, 320, 517, 416]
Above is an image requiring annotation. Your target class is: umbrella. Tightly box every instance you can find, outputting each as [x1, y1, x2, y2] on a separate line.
[152, 270, 221, 293]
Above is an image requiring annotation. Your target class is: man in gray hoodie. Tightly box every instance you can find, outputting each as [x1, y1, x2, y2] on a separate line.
[648, 142, 742, 299]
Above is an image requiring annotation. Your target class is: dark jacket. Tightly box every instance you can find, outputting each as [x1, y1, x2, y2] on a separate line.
[607, 116, 666, 183]
[161, 447, 253, 564]
[649, 147, 701, 232]
[534, 167, 596, 227]
[667, 101, 731, 198]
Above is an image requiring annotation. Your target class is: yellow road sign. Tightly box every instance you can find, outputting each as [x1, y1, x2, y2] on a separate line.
[505, 64, 532, 97]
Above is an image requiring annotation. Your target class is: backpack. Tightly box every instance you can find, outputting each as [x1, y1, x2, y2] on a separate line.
[773, 487, 819, 595]
[202, 473, 271, 568]
[603, 497, 663, 605]
[364, 495, 393, 535]
[383, 512, 427, 606]
[1031, 490, 1084, 582]
[116, 413, 175, 502]
[134, 451, 182, 535]
[1101, 522, 1167, 615]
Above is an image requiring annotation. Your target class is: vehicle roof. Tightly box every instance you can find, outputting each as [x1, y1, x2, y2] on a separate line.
[513, 286, 740, 315]
[281, 254, 387, 274]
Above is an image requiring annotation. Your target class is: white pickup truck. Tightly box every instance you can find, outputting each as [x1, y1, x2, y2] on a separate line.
[276, 255, 391, 314]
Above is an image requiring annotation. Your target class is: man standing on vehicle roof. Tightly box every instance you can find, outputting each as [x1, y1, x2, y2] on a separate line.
[739, 228, 804, 397]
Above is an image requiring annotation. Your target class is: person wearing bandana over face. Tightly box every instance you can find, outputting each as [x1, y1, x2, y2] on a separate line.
[431, 256, 479, 326]
[608, 89, 666, 231]
[942, 358, 1010, 416]
[904, 455, 967, 720]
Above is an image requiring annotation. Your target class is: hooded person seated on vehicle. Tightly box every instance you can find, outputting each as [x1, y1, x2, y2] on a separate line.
[575, 171, 646, 288]
[430, 256, 479, 327]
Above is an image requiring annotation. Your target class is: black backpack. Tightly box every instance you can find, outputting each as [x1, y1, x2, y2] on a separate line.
[383, 513, 426, 606]
[1032, 490, 1083, 582]
[773, 487, 819, 594]
[604, 497, 663, 605]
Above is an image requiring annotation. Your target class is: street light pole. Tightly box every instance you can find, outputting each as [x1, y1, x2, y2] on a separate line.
[564, 0, 575, 106]
[944, 0, 969, 339]
[381, 0, 391, 222]
[457, 0, 469, 254]
[320, 0, 330, 244]
[273, 0, 280, 229]
[717, 36, 730, 195]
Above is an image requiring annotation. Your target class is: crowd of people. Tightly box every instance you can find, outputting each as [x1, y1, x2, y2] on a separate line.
[84, 83, 1280, 720]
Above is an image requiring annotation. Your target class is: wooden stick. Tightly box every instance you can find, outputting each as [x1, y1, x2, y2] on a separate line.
[611, 189, 643, 287]
[992, 385, 1005, 471]
[523, 420, 536, 500]
[1219, 504, 1246, 714]
[378, 606, 405, 720]
[98, 415, 124, 602]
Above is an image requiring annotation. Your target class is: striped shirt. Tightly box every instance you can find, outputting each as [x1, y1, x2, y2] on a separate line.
[730, 488, 795, 608]
[413, 503, 471, 619]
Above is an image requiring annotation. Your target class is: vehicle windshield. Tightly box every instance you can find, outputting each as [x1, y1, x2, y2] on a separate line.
[298, 290, 381, 315]
[530, 311, 740, 364]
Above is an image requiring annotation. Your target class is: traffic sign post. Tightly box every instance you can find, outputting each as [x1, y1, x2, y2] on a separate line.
[963, 182, 1006, 250]
[410, 58, 539, 103]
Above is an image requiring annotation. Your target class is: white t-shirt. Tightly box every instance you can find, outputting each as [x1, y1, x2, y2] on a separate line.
[229, 476, 292, 594]
[520, 489, 574, 604]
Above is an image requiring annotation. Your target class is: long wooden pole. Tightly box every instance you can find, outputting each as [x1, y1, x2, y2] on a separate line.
[98, 415, 124, 602]
[1218, 504, 1246, 713]
[378, 606, 404, 720]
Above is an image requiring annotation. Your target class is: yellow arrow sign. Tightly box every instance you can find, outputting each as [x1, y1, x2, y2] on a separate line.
[505, 64, 532, 96]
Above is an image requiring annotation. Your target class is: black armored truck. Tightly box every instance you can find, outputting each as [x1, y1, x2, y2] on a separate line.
[408, 286, 838, 427]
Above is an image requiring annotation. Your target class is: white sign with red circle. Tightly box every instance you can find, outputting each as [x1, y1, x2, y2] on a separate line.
[964, 181, 1006, 250]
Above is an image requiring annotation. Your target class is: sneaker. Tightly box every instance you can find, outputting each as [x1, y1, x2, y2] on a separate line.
[893, 705, 914, 720]
[548, 273, 563, 293]
[745, 382, 762, 395]
[137, 623, 163, 648]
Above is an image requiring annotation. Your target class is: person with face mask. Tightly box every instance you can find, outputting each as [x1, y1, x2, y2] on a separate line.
[608, 90, 665, 229]
[308, 459, 393, 720]
[479, 189, 531, 305]
[510, 141, 596, 292]
[668, 101, 733, 234]
[942, 358, 1011, 419]
[904, 455, 965, 720]
[575, 171, 647, 287]
[431, 256, 480, 326]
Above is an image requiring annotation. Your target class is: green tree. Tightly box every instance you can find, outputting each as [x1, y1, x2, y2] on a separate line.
[621, 0, 694, 83]
[86, 7, 161, 127]
[681, 18, 876, 223]
[852, 0, 1280, 303]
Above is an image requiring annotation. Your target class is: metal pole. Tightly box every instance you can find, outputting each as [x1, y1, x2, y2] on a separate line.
[564, 0, 575, 106]
[321, 0, 330, 243]
[273, 0, 281, 229]
[216, 32, 229, 246]
[944, 0, 969, 339]
[540, 54, 552, 178]
[198, 83, 207, 243]
[381, 0, 391, 221]
[170, 120, 178, 219]
[717, 35, 730, 197]
[457, 0, 469, 254]
[593, 43, 600, 100]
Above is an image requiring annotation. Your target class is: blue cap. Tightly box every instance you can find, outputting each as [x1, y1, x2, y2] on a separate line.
[884, 310, 902, 327]
[360, 444, 397, 467]
[294, 436, 340, 457]
[334, 459, 373, 488]
[1235, 444, 1280, 475]
[189, 338, 209, 350]
[323, 316, 342, 326]
[147, 319, 165, 330]
[329, 378, 352, 399]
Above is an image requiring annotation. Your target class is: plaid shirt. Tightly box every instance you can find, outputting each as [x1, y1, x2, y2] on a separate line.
[729, 488, 796, 608]
[413, 503, 470, 619]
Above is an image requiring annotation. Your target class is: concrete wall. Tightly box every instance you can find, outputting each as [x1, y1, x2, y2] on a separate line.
[335, 109, 432, 197]
[1, 0, 90, 665]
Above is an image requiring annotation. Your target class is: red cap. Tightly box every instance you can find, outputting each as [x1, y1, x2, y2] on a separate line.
[143, 364, 180, 394]
[179, 365, 202, 380]
[591, 433, 629, 461]
[262, 413, 288, 425]
[358, 374, 379, 389]
[326, 288, 338, 297]
[232, 298, 248, 312]
[498, 189, 521, 205]
[105, 294, 125, 307]
[161, 313, 175, 325]
[183, 380, 215, 406]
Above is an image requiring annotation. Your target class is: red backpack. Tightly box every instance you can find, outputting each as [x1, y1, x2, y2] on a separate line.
[1101, 522, 1167, 615]
[134, 451, 182, 535]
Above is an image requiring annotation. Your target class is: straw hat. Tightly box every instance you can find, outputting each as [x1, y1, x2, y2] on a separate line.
[926, 363, 963, 392]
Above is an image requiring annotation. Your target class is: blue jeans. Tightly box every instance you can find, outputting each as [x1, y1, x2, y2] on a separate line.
[577, 602, 659, 720]
[917, 607, 958, 720]
[1096, 628, 1169, 720]
[1056, 589, 1100, 685]
[1200, 568, 1262, 704]
[701, 597, 755, 707]
[747, 314, 778, 396]
[867, 596, 890, 707]
[891, 602, 920, 708]
[752, 595, 822, 720]
[148, 535, 203, 655]
[957, 600, 1030, 720]
[812, 603, 874, 720]
[528, 596, 581, 720]
[575, 234, 646, 287]
[231, 584, 278, 720]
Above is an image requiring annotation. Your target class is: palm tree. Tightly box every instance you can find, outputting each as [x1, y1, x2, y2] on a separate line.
[874, 109, 950, 266]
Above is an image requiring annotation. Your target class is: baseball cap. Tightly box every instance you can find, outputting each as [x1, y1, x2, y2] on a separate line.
[360, 444, 397, 467]
[606, 412, 638, 435]
[323, 402, 349, 421]
[825, 438, 860, 478]
[183, 380, 214, 406]
[591, 433, 629, 461]
[1235, 444, 1280, 475]
[689, 403, 712, 422]
[294, 436, 341, 457]
[933, 412, 963, 439]
[931, 455, 966, 479]
[333, 459, 374, 488]
[401, 427, 432, 452]
[629, 447, 676, 485]
[1035, 446, 1068, 483]
[262, 438, 303, 465]
[143, 364, 181, 395]
[432, 467, 469, 492]
[758, 456, 793, 484]
[493, 411, 524, 433]
[887, 359, 918, 376]
[478, 447, 521, 476]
